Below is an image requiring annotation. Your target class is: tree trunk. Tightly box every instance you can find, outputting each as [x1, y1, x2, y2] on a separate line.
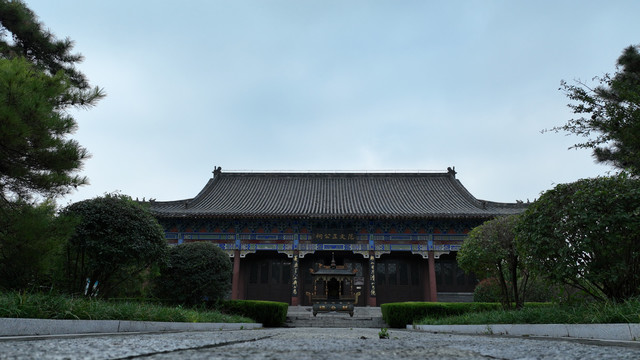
[497, 262, 511, 309]
[510, 257, 522, 309]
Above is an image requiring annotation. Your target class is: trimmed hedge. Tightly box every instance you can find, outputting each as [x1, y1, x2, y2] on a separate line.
[220, 300, 288, 327]
[381, 302, 501, 328]
[155, 242, 232, 306]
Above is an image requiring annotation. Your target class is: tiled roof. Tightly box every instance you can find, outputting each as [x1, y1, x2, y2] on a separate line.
[148, 171, 527, 219]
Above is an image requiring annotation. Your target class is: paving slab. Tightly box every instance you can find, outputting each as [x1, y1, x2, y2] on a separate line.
[5, 327, 638, 360]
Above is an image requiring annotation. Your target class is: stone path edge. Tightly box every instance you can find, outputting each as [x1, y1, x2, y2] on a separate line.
[409, 323, 640, 342]
[0, 318, 262, 337]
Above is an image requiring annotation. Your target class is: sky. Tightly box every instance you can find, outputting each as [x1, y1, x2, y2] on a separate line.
[22, 0, 640, 205]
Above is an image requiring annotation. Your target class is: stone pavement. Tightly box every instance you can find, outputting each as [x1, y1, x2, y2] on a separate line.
[3, 306, 640, 343]
[1, 327, 640, 359]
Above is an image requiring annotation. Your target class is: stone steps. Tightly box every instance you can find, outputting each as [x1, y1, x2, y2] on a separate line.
[285, 306, 388, 329]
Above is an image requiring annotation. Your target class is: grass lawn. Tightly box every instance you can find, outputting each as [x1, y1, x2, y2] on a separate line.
[0, 292, 253, 324]
[415, 300, 640, 325]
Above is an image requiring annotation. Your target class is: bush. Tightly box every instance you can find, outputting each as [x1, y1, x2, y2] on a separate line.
[524, 277, 561, 303]
[156, 242, 232, 306]
[474, 277, 558, 303]
[381, 302, 501, 328]
[62, 194, 167, 297]
[219, 300, 288, 327]
[0, 200, 74, 291]
[517, 174, 640, 302]
[473, 278, 503, 302]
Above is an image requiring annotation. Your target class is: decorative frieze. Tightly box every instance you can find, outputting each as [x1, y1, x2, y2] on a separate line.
[162, 231, 467, 257]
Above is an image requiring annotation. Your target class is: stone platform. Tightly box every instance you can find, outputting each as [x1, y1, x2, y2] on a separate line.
[285, 306, 388, 328]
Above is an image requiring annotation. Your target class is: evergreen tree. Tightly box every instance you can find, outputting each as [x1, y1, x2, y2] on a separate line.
[551, 45, 640, 175]
[0, 0, 98, 94]
[0, 0, 104, 202]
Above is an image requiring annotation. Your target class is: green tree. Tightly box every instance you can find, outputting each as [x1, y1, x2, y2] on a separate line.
[516, 175, 640, 302]
[62, 194, 167, 297]
[458, 215, 529, 309]
[156, 242, 232, 306]
[0, 1, 105, 295]
[0, 199, 75, 291]
[0, 0, 104, 202]
[550, 45, 640, 174]
[0, 57, 93, 201]
[0, 0, 100, 97]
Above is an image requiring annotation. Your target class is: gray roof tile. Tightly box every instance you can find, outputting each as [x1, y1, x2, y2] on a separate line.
[148, 171, 526, 219]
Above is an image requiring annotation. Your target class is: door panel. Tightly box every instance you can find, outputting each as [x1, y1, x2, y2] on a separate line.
[245, 255, 291, 303]
[375, 255, 424, 305]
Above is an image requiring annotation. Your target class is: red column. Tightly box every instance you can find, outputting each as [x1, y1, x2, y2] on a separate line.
[428, 251, 437, 302]
[231, 249, 241, 300]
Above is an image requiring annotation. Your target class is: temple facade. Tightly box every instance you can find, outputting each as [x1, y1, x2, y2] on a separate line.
[148, 168, 526, 306]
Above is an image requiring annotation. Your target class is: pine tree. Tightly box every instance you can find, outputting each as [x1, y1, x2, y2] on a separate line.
[0, 0, 104, 202]
[552, 45, 640, 175]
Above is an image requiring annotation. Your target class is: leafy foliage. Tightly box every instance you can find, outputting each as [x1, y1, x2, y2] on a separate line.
[516, 174, 640, 302]
[219, 300, 288, 327]
[473, 277, 558, 303]
[0, 1, 104, 202]
[472, 278, 504, 303]
[381, 302, 502, 328]
[550, 45, 640, 174]
[62, 194, 167, 298]
[0, 292, 253, 323]
[156, 241, 232, 306]
[0, 199, 75, 291]
[0, 57, 92, 201]
[0, 0, 101, 97]
[458, 215, 529, 309]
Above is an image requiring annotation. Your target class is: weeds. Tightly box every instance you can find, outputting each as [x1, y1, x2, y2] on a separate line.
[0, 292, 252, 323]
[415, 299, 640, 325]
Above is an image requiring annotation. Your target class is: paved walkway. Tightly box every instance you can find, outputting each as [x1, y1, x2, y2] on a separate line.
[3, 310, 640, 343]
[1, 327, 640, 359]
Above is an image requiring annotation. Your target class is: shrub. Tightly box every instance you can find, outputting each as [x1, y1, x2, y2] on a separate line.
[0, 200, 75, 291]
[473, 278, 503, 303]
[62, 194, 167, 297]
[517, 174, 640, 302]
[381, 302, 501, 328]
[219, 300, 288, 327]
[474, 277, 559, 303]
[524, 277, 561, 303]
[156, 241, 232, 306]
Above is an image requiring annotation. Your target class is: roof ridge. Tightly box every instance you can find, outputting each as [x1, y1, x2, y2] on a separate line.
[223, 169, 447, 173]
[214, 171, 452, 178]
